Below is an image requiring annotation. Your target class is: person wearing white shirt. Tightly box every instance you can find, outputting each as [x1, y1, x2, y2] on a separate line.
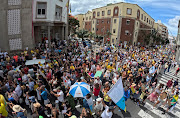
[94, 98, 103, 116]
[51, 87, 64, 111]
[101, 98, 113, 118]
[14, 84, 22, 98]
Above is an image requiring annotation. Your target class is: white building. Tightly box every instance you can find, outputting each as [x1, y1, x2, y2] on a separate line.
[176, 20, 180, 63]
[168, 35, 176, 46]
[33, 0, 69, 44]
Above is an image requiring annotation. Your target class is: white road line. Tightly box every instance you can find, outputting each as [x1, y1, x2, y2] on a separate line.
[144, 102, 167, 118]
[145, 102, 180, 118]
[138, 109, 154, 118]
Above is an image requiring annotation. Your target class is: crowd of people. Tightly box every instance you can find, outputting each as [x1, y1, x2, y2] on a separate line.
[0, 39, 179, 118]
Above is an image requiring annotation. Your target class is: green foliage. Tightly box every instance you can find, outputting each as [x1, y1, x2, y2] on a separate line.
[89, 32, 95, 40]
[76, 29, 89, 40]
[69, 14, 80, 35]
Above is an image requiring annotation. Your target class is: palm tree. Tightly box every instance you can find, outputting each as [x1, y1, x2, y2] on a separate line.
[76, 29, 89, 40]
[89, 32, 95, 40]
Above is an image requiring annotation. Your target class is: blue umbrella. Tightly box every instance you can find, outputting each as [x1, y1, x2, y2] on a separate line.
[69, 82, 90, 98]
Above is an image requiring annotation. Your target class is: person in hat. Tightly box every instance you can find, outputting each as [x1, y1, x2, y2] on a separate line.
[9, 103, 27, 118]
[162, 92, 179, 114]
[50, 86, 64, 112]
[94, 97, 103, 117]
[101, 98, 113, 118]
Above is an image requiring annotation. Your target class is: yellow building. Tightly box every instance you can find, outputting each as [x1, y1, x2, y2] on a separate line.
[154, 20, 168, 40]
[74, 14, 84, 30]
[76, 2, 155, 46]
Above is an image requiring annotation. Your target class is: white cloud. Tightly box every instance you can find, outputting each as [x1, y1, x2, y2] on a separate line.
[70, 0, 125, 15]
[164, 16, 180, 36]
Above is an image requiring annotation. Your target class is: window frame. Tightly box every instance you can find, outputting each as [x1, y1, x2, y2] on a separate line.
[36, 2, 47, 19]
[126, 20, 130, 25]
[107, 10, 111, 15]
[102, 11, 105, 16]
[97, 12, 100, 17]
[127, 8, 132, 15]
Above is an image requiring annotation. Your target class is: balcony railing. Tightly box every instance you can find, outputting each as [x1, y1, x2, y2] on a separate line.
[54, 15, 62, 21]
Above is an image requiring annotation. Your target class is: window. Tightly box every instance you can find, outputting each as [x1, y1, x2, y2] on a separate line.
[113, 29, 116, 33]
[37, 2, 47, 18]
[93, 12, 96, 18]
[108, 10, 111, 15]
[93, 28, 94, 31]
[102, 11, 105, 16]
[112, 39, 114, 43]
[86, 23, 87, 25]
[115, 9, 118, 14]
[147, 18, 148, 23]
[137, 22, 138, 26]
[126, 20, 130, 25]
[125, 30, 129, 35]
[97, 28, 98, 31]
[101, 28, 103, 32]
[127, 8, 132, 15]
[97, 20, 99, 25]
[141, 14, 143, 20]
[55, 6, 62, 20]
[83, 18, 84, 21]
[107, 20, 110, 24]
[102, 20, 104, 23]
[144, 16, 146, 21]
[135, 32, 137, 37]
[89, 16, 91, 20]
[97, 12, 100, 16]
[137, 10, 140, 18]
[149, 20, 150, 24]
[114, 19, 117, 23]
[86, 17, 88, 20]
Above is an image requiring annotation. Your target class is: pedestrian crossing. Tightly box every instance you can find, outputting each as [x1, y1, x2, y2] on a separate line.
[137, 99, 180, 118]
[158, 68, 180, 86]
[137, 68, 180, 118]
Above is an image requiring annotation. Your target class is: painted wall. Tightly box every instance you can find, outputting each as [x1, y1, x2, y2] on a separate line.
[74, 14, 84, 30]
[33, 0, 68, 23]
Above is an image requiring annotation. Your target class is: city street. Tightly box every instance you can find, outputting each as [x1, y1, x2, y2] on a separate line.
[0, 0, 180, 118]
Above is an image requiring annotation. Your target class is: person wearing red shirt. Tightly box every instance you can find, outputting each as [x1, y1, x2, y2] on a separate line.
[46, 70, 51, 81]
[165, 78, 173, 90]
[23, 66, 29, 74]
[93, 83, 100, 101]
[13, 55, 18, 63]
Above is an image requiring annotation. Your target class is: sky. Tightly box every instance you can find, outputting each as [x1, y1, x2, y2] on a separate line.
[70, 0, 180, 36]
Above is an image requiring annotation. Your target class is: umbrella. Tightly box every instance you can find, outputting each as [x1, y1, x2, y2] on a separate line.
[69, 82, 90, 98]
[94, 71, 102, 78]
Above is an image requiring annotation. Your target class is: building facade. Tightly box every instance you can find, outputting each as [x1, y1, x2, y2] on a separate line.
[176, 20, 180, 63]
[33, 0, 68, 44]
[0, 0, 34, 52]
[74, 14, 84, 30]
[76, 2, 155, 46]
[0, 0, 68, 52]
[154, 20, 168, 40]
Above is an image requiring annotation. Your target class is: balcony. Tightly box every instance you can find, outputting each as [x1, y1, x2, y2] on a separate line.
[54, 15, 62, 22]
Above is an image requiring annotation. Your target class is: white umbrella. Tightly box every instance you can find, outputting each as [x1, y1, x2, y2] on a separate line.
[69, 82, 90, 98]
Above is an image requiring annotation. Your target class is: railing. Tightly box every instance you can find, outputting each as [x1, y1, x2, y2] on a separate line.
[54, 15, 62, 21]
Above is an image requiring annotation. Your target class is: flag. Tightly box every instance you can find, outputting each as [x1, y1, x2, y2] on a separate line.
[107, 78, 126, 112]
[70, 4, 71, 13]
[66, 0, 69, 7]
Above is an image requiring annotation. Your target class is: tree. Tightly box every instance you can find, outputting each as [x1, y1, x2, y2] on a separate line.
[76, 29, 89, 40]
[69, 14, 80, 36]
[89, 32, 95, 40]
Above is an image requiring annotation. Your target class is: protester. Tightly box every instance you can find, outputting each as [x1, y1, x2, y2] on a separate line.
[0, 39, 178, 117]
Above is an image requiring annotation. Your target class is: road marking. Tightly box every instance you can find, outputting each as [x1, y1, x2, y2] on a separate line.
[138, 109, 153, 118]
